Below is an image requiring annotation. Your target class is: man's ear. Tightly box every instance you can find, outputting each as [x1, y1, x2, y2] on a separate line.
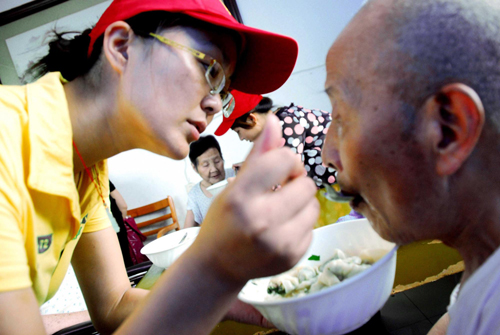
[102, 21, 133, 74]
[429, 83, 485, 176]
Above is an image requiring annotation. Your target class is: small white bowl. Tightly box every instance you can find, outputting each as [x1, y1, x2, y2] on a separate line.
[238, 219, 397, 335]
[140, 227, 200, 268]
[206, 180, 228, 197]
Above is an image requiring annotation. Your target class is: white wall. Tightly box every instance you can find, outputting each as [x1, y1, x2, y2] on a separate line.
[0, 0, 34, 13]
[108, 0, 365, 227]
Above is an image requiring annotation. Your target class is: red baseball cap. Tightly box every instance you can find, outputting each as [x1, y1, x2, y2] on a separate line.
[214, 89, 263, 136]
[88, 0, 298, 94]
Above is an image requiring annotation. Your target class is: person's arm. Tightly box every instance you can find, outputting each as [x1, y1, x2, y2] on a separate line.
[42, 311, 91, 334]
[71, 227, 149, 334]
[110, 189, 128, 218]
[428, 312, 449, 335]
[0, 289, 47, 335]
[184, 210, 198, 228]
[7, 114, 315, 335]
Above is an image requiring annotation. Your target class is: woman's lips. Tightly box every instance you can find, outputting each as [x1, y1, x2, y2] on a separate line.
[186, 120, 207, 141]
[188, 120, 207, 134]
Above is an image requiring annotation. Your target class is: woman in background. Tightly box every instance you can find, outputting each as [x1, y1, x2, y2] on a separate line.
[0, 0, 318, 334]
[185, 135, 235, 228]
[215, 90, 351, 226]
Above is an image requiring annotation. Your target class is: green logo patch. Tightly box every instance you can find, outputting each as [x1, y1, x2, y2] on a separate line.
[37, 234, 52, 253]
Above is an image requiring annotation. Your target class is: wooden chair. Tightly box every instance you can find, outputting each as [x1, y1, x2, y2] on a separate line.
[127, 196, 180, 238]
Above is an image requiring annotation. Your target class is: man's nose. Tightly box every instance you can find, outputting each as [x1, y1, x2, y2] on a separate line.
[322, 144, 343, 172]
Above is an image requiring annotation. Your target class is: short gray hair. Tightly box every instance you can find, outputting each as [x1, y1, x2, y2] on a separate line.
[377, 0, 500, 132]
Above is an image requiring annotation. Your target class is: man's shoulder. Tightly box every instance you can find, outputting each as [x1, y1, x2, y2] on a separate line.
[448, 246, 500, 334]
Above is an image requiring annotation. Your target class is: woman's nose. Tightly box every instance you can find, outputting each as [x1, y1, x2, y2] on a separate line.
[209, 162, 218, 171]
[201, 93, 223, 118]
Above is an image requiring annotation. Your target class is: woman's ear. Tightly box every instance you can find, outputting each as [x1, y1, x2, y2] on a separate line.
[102, 21, 133, 74]
[247, 113, 258, 127]
[429, 83, 485, 176]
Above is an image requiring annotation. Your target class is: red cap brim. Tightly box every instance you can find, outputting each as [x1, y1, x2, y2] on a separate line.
[214, 117, 235, 136]
[187, 12, 298, 94]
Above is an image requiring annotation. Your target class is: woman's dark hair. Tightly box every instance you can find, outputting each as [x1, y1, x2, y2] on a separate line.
[231, 96, 274, 130]
[26, 11, 240, 83]
[188, 135, 223, 167]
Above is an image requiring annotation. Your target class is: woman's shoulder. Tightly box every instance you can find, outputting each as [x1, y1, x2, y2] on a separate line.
[188, 182, 208, 202]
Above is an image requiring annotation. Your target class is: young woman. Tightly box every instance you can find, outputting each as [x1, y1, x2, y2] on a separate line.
[215, 90, 352, 226]
[0, 1, 319, 334]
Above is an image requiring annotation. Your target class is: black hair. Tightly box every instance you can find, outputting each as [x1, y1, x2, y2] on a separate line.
[231, 96, 274, 130]
[188, 135, 223, 167]
[26, 11, 241, 83]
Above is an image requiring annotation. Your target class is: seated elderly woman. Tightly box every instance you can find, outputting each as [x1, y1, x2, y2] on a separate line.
[185, 135, 235, 228]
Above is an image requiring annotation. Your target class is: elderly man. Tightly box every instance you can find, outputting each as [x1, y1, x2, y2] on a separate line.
[322, 0, 500, 334]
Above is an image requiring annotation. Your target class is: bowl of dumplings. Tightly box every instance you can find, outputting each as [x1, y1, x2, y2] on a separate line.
[238, 218, 397, 335]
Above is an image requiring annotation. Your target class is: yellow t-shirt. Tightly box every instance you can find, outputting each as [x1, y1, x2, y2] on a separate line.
[0, 72, 111, 305]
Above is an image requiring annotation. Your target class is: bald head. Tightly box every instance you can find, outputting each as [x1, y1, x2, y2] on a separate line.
[331, 0, 500, 133]
[322, 0, 500, 245]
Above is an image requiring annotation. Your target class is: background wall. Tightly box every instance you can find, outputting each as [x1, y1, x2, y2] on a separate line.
[0, 0, 365, 228]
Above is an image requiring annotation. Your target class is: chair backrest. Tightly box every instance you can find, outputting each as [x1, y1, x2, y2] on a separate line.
[127, 196, 180, 237]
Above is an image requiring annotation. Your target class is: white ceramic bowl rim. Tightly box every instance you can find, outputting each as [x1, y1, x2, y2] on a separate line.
[206, 180, 228, 190]
[141, 227, 200, 256]
[239, 244, 398, 306]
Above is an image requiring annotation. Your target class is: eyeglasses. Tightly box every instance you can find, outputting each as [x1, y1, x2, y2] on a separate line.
[149, 33, 235, 115]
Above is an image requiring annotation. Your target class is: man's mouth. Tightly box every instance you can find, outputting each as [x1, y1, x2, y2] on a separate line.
[324, 182, 365, 208]
[336, 186, 364, 207]
[350, 194, 365, 208]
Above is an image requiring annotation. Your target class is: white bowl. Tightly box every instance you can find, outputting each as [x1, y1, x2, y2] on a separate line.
[140, 227, 200, 268]
[206, 180, 228, 197]
[238, 219, 397, 335]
